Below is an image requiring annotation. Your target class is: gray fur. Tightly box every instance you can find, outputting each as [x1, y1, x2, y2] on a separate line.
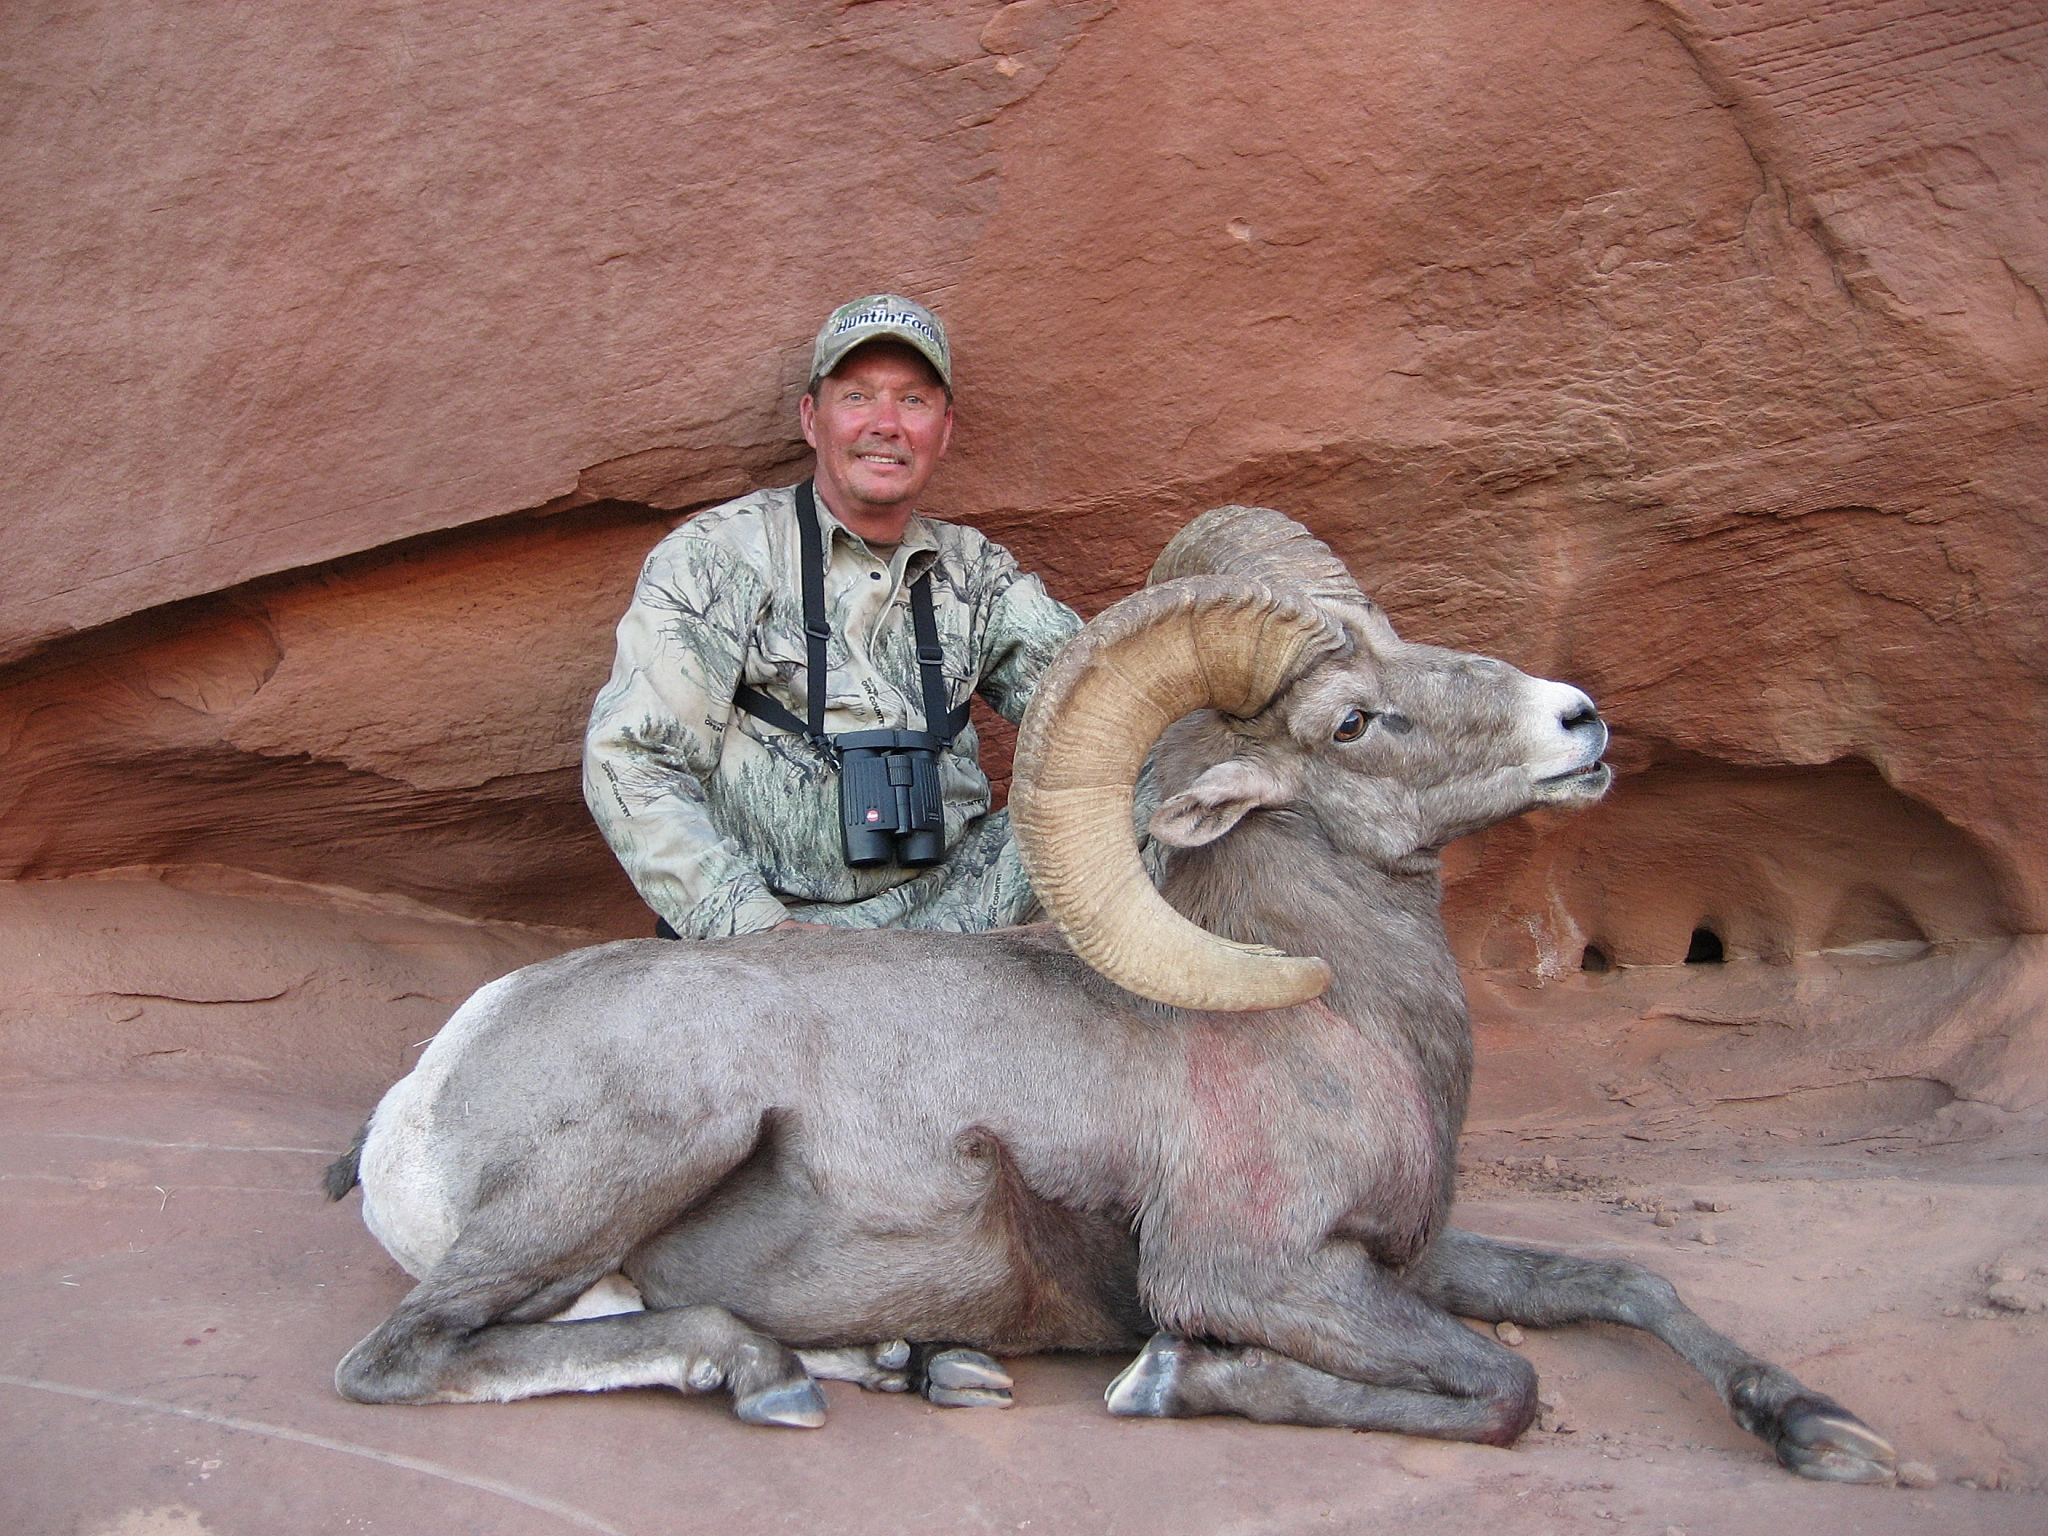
[331, 604, 1893, 1481]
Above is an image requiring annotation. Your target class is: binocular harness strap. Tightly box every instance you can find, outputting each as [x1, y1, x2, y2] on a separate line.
[731, 480, 970, 748]
[907, 563, 964, 746]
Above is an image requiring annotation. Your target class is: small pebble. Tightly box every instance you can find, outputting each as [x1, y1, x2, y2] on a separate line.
[1541, 1155, 1560, 1175]
[1496, 1321, 1525, 1346]
[1654, 1210, 1678, 1227]
[1693, 1198, 1731, 1213]
[1897, 1461, 1939, 1489]
[1536, 1393, 1577, 1434]
[1695, 1225, 1719, 1246]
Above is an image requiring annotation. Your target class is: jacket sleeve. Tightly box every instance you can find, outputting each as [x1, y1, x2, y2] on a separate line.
[969, 551, 1083, 725]
[582, 533, 793, 938]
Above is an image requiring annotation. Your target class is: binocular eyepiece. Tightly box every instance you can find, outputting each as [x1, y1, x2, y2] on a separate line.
[837, 729, 946, 867]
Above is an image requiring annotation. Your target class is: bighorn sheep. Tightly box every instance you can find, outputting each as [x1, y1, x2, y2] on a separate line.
[326, 507, 1894, 1482]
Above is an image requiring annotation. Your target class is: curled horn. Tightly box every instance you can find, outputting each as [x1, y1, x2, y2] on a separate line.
[1011, 525, 1351, 1011]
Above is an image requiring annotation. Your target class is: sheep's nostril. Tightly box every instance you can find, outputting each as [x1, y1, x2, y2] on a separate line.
[1562, 704, 1600, 731]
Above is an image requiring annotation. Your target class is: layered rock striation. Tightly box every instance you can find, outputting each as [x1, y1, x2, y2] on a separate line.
[3, 0, 2043, 1114]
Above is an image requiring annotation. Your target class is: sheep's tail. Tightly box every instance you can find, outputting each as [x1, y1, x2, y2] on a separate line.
[322, 1120, 370, 1200]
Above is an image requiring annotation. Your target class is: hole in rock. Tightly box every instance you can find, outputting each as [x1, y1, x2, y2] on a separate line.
[1446, 757, 2008, 972]
[1580, 945, 1611, 973]
[1684, 928, 1725, 965]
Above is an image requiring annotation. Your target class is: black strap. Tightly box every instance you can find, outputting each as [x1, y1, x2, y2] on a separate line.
[796, 478, 832, 745]
[909, 572, 972, 740]
[729, 682, 812, 740]
[732, 480, 967, 744]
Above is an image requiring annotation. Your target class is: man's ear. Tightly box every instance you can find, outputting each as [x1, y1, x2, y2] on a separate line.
[1148, 758, 1295, 848]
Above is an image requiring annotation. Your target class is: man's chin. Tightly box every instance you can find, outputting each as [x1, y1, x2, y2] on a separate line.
[840, 470, 925, 509]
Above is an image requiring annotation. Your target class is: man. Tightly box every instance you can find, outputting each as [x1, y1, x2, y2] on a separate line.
[584, 295, 1082, 939]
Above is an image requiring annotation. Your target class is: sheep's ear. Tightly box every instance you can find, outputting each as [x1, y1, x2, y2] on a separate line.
[1149, 758, 1294, 848]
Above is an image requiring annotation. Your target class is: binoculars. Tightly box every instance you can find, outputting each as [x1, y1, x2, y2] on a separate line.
[837, 730, 946, 867]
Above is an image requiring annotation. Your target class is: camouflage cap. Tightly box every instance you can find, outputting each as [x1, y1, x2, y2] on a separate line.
[810, 294, 952, 391]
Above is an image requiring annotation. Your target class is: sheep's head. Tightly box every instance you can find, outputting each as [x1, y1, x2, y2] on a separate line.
[1011, 506, 1609, 1012]
[1150, 604, 1610, 873]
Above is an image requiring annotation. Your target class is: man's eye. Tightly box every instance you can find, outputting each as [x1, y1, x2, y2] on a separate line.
[1334, 709, 1374, 743]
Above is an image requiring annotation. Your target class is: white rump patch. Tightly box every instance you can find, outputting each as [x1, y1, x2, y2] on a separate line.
[358, 973, 524, 1278]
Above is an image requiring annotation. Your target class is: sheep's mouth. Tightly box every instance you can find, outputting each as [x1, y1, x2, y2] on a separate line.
[1536, 761, 1612, 793]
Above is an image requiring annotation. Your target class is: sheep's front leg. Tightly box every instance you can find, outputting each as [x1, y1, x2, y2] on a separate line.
[908, 1343, 1014, 1407]
[1111, 1239, 1537, 1445]
[1108, 1330, 1536, 1440]
[1402, 1229, 1895, 1483]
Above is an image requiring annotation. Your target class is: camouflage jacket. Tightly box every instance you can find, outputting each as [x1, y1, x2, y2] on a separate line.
[583, 484, 1082, 938]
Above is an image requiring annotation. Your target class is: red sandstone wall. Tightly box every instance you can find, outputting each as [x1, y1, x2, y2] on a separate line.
[4, 1, 2044, 1101]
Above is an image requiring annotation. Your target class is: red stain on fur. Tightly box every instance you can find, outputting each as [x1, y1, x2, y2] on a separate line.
[1172, 1004, 1442, 1266]
[1181, 1023, 1293, 1244]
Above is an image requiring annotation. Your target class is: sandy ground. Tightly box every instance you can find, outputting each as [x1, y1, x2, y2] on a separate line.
[5, 1057, 2042, 1536]
[4, 882, 2042, 1534]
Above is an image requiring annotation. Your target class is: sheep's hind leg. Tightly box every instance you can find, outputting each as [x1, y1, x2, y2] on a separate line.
[1403, 1228, 1895, 1483]
[339, 1293, 826, 1427]
[340, 1155, 825, 1428]
[797, 1340, 913, 1393]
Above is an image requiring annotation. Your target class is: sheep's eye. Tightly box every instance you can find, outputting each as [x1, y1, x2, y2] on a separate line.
[1334, 709, 1373, 743]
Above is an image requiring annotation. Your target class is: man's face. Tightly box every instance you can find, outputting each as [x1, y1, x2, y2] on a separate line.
[800, 341, 954, 528]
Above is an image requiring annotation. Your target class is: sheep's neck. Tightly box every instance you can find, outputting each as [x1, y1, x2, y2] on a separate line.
[1156, 810, 1473, 1148]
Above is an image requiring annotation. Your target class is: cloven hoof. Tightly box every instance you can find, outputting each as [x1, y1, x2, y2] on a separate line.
[733, 1378, 828, 1429]
[1776, 1397, 1899, 1484]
